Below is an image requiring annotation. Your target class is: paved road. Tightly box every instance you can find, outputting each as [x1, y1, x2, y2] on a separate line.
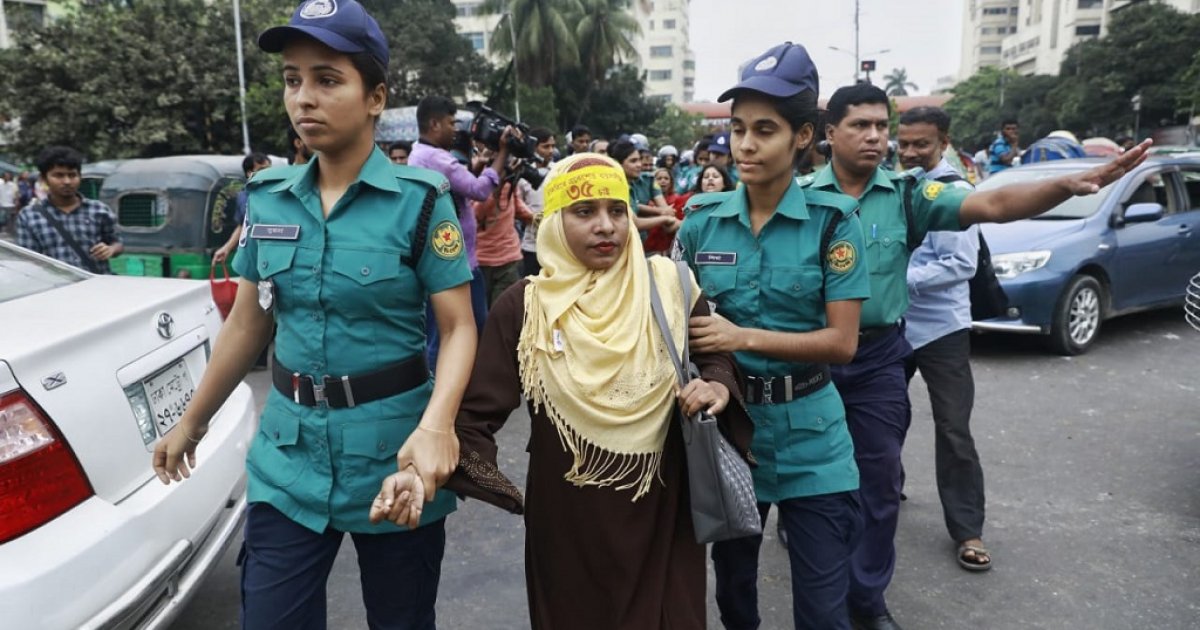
[172, 308, 1200, 629]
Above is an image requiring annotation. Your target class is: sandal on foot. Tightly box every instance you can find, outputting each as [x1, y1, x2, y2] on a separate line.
[957, 543, 992, 572]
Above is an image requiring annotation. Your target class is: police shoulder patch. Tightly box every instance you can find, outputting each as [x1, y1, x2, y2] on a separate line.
[684, 190, 732, 213]
[431, 220, 464, 259]
[922, 181, 945, 201]
[827, 239, 857, 274]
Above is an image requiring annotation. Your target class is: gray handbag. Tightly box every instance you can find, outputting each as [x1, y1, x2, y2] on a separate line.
[647, 261, 762, 544]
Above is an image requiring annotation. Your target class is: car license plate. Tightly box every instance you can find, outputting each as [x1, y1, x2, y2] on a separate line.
[144, 359, 196, 437]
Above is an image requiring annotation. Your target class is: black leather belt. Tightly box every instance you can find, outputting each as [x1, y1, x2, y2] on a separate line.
[743, 363, 831, 405]
[859, 323, 900, 345]
[272, 355, 428, 408]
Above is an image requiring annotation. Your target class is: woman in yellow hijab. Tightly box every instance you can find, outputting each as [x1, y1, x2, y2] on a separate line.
[446, 153, 753, 629]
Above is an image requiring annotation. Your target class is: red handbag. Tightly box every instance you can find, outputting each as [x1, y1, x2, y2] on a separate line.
[209, 260, 238, 320]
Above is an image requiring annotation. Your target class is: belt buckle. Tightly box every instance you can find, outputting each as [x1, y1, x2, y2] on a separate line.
[291, 372, 301, 404]
[761, 377, 774, 406]
[311, 375, 330, 407]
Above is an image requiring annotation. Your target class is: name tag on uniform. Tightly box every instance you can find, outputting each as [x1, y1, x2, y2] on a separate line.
[695, 251, 737, 265]
[249, 224, 301, 240]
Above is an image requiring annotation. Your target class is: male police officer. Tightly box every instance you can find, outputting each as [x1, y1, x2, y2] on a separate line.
[896, 106, 991, 573]
[800, 84, 1150, 630]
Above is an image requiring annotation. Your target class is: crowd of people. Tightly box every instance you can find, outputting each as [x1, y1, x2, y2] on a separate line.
[13, 1, 1139, 629]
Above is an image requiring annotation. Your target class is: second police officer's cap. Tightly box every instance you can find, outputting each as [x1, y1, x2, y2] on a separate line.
[258, 0, 389, 68]
[717, 42, 818, 103]
[708, 132, 731, 155]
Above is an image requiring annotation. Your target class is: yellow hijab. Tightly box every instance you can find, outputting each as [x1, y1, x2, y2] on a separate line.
[518, 154, 699, 500]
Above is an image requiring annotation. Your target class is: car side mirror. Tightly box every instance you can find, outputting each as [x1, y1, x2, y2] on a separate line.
[1122, 202, 1165, 224]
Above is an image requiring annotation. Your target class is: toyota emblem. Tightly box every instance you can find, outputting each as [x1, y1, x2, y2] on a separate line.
[156, 313, 175, 339]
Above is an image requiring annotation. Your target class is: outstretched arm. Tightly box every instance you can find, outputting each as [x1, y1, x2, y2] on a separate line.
[960, 139, 1152, 226]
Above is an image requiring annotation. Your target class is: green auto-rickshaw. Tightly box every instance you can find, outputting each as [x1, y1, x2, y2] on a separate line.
[100, 155, 248, 278]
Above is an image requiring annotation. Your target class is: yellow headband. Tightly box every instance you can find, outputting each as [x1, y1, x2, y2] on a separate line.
[542, 164, 631, 217]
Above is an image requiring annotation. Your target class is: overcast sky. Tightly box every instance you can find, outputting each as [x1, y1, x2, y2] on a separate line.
[689, 0, 965, 101]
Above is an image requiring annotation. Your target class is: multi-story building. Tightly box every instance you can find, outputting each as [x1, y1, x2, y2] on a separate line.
[450, 0, 695, 106]
[959, 0, 1022, 80]
[1001, 0, 1200, 76]
[628, 0, 695, 104]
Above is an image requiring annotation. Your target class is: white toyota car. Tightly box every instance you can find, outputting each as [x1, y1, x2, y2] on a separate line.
[0, 241, 256, 629]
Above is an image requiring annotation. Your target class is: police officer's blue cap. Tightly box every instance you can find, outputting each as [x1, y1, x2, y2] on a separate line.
[708, 132, 731, 155]
[259, 0, 389, 69]
[717, 42, 818, 103]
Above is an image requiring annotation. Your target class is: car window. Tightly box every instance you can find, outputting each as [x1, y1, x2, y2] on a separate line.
[1124, 172, 1179, 214]
[1178, 169, 1200, 212]
[0, 244, 89, 303]
[977, 166, 1115, 219]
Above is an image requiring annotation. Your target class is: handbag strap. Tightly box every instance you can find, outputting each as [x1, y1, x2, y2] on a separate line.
[647, 261, 695, 387]
[32, 200, 101, 273]
[647, 268, 687, 386]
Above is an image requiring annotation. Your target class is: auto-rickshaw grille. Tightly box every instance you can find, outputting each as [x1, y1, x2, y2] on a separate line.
[118, 194, 166, 228]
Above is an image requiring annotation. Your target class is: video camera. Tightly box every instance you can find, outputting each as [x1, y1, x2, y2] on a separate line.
[466, 101, 546, 189]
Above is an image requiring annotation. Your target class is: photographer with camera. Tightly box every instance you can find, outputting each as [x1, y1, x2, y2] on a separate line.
[410, 95, 515, 369]
[474, 157, 535, 306]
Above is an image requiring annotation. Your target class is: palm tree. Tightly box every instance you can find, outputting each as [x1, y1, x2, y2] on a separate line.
[571, 0, 639, 123]
[883, 67, 919, 96]
[485, 0, 583, 88]
[575, 0, 640, 83]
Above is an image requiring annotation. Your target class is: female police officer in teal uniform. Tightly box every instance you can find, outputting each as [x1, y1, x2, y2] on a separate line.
[151, 2, 477, 628]
[673, 43, 871, 629]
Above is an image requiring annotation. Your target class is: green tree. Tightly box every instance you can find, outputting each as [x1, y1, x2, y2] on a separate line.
[571, 0, 639, 123]
[882, 68, 918, 97]
[1050, 1, 1200, 137]
[485, 0, 583, 87]
[0, 0, 491, 160]
[556, 65, 661, 139]
[0, 1, 260, 159]
[944, 67, 1058, 151]
[647, 104, 703, 150]
[361, 0, 493, 105]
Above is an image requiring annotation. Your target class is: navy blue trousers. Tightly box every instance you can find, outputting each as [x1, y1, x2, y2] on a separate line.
[425, 268, 488, 373]
[239, 503, 446, 630]
[830, 326, 913, 618]
[712, 492, 862, 630]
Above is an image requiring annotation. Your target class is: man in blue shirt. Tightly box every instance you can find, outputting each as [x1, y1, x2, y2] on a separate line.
[897, 107, 990, 572]
[213, 152, 272, 265]
[987, 118, 1020, 174]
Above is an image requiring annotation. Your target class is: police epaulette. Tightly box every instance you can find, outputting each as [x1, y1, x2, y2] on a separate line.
[246, 165, 298, 188]
[684, 191, 733, 212]
[394, 164, 451, 196]
[803, 188, 859, 217]
[890, 167, 924, 182]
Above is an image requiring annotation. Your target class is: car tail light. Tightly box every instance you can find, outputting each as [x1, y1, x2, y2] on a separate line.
[0, 390, 93, 544]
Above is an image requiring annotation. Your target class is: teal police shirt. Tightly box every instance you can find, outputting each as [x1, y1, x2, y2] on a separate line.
[232, 147, 472, 534]
[674, 180, 871, 501]
[630, 171, 663, 207]
[799, 166, 971, 328]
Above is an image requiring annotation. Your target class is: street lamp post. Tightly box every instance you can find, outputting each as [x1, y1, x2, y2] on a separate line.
[502, 11, 521, 122]
[829, 46, 890, 83]
[233, 0, 251, 154]
[1131, 93, 1142, 141]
